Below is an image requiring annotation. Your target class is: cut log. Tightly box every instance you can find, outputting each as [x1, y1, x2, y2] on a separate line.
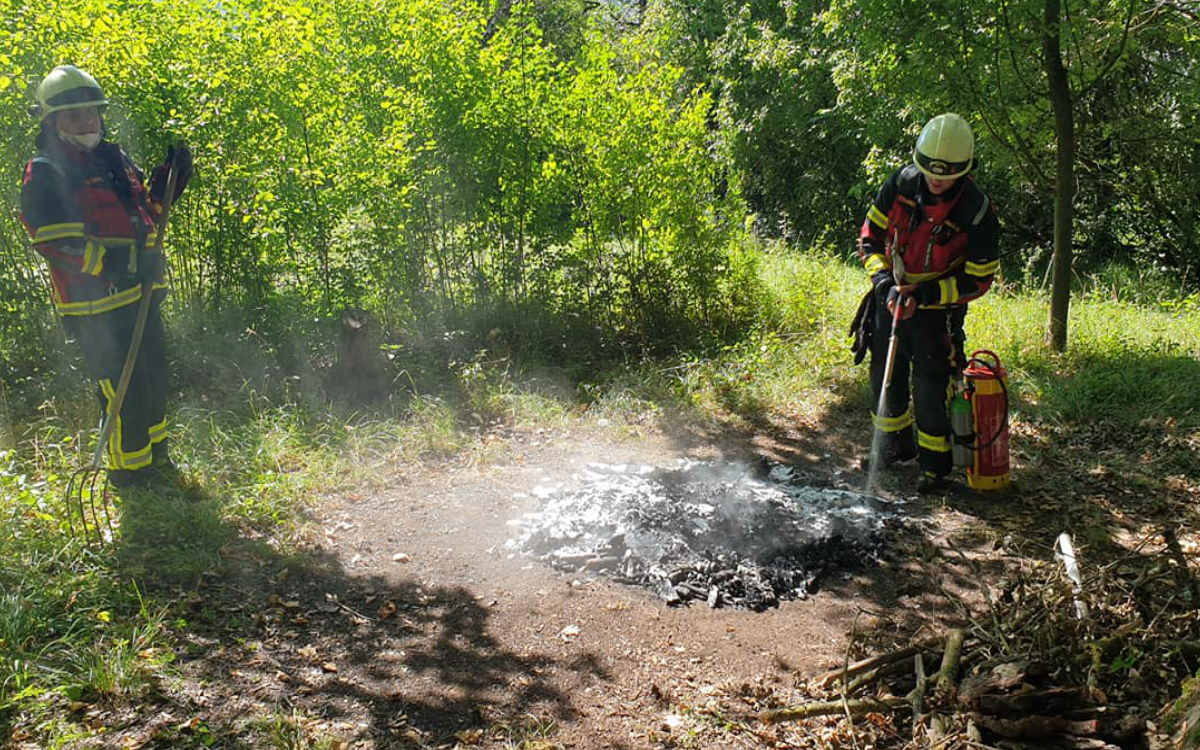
[326, 306, 388, 401]
[972, 712, 1101, 739]
[975, 687, 1087, 717]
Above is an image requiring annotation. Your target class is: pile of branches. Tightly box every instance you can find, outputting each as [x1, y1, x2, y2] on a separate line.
[756, 529, 1200, 749]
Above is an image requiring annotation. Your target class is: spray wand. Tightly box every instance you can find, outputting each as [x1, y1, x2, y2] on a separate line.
[880, 251, 907, 393]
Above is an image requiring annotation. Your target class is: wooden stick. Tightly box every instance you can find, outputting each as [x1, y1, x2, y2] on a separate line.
[813, 637, 945, 689]
[934, 629, 965, 698]
[758, 696, 908, 724]
[908, 651, 929, 738]
[842, 648, 938, 696]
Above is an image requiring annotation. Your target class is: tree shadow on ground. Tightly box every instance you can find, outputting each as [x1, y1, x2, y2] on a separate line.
[102, 477, 617, 749]
[96, 339, 1200, 746]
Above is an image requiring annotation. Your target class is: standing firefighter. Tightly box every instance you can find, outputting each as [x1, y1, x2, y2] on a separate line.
[856, 113, 1000, 493]
[20, 65, 193, 487]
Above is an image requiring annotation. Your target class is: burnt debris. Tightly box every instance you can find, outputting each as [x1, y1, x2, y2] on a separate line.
[506, 460, 898, 611]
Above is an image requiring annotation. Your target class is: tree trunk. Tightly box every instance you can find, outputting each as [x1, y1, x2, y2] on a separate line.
[482, 0, 514, 45]
[1044, 0, 1075, 352]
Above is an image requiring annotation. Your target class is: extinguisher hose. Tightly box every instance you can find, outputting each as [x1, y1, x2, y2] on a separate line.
[965, 357, 1009, 450]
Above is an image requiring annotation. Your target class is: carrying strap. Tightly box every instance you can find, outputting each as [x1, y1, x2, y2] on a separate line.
[93, 143, 150, 250]
[31, 154, 76, 218]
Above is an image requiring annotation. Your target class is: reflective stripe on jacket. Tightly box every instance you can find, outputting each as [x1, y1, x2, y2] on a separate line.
[20, 139, 166, 316]
[858, 165, 1000, 307]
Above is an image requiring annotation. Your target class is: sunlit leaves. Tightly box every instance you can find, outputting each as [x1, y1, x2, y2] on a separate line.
[3, 0, 747, 351]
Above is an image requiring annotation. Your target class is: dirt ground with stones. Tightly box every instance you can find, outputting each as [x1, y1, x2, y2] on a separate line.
[87, 415, 1039, 749]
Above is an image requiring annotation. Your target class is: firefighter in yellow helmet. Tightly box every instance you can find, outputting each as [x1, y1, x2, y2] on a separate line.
[853, 113, 1001, 493]
[20, 65, 193, 487]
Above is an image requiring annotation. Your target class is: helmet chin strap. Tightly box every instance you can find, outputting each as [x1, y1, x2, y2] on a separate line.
[59, 129, 101, 150]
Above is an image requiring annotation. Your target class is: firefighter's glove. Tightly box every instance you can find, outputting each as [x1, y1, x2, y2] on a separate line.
[887, 286, 917, 320]
[149, 143, 194, 204]
[910, 281, 940, 306]
[871, 269, 895, 303]
[136, 252, 165, 285]
[848, 288, 875, 365]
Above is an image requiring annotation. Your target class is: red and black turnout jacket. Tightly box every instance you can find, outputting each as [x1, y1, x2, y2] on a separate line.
[20, 138, 166, 316]
[858, 164, 1000, 307]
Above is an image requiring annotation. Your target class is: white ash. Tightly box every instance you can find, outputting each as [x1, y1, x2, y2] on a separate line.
[506, 460, 898, 611]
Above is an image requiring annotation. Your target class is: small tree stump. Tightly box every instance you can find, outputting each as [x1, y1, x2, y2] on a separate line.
[327, 307, 388, 401]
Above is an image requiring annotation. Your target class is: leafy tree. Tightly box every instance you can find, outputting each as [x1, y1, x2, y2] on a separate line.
[0, 0, 749, 367]
[645, 0, 863, 246]
[819, 0, 1200, 350]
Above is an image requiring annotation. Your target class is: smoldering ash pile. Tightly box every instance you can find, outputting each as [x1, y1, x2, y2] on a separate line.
[505, 460, 900, 611]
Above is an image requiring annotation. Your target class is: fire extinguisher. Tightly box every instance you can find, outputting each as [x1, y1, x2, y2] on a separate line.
[950, 350, 1011, 490]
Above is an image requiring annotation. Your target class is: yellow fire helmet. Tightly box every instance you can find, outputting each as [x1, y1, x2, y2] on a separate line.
[32, 65, 108, 121]
[913, 113, 974, 181]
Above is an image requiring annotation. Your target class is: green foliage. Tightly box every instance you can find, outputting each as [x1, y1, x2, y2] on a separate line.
[0, 452, 170, 727]
[817, 0, 1200, 277]
[964, 282, 1200, 435]
[0, 0, 749, 369]
[648, 0, 863, 245]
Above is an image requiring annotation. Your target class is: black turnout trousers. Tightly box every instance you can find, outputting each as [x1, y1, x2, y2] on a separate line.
[62, 290, 168, 471]
[869, 297, 966, 477]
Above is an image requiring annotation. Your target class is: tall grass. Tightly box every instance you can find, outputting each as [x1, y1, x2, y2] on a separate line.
[967, 282, 1200, 429]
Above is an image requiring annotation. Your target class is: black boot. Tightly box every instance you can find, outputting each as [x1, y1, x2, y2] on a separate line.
[917, 471, 952, 494]
[148, 438, 188, 489]
[151, 439, 180, 475]
[883, 426, 918, 467]
[151, 438, 171, 467]
[108, 468, 150, 488]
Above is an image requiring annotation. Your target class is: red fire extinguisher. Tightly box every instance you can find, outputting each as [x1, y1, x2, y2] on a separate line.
[952, 350, 1010, 490]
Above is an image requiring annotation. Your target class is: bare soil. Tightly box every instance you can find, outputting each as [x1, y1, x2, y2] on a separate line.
[67, 407, 1198, 749]
[97, 414, 995, 750]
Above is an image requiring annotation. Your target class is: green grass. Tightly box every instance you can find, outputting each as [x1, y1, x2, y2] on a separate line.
[961, 282, 1200, 430]
[243, 708, 349, 750]
[2, 245, 1200, 745]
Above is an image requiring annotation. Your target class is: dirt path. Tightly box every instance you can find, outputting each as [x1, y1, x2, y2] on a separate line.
[43, 402, 1198, 749]
[139, 422, 991, 749]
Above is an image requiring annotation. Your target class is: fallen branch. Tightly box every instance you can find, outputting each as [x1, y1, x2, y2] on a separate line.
[758, 696, 908, 724]
[813, 637, 945, 689]
[971, 712, 1101, 739]
[934, 628, 965, 699]
[843, 656, 926, 697]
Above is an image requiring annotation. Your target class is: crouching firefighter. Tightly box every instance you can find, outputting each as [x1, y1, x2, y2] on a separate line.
[851, 113, 1000, 493]
[20, 65, 193, 487]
